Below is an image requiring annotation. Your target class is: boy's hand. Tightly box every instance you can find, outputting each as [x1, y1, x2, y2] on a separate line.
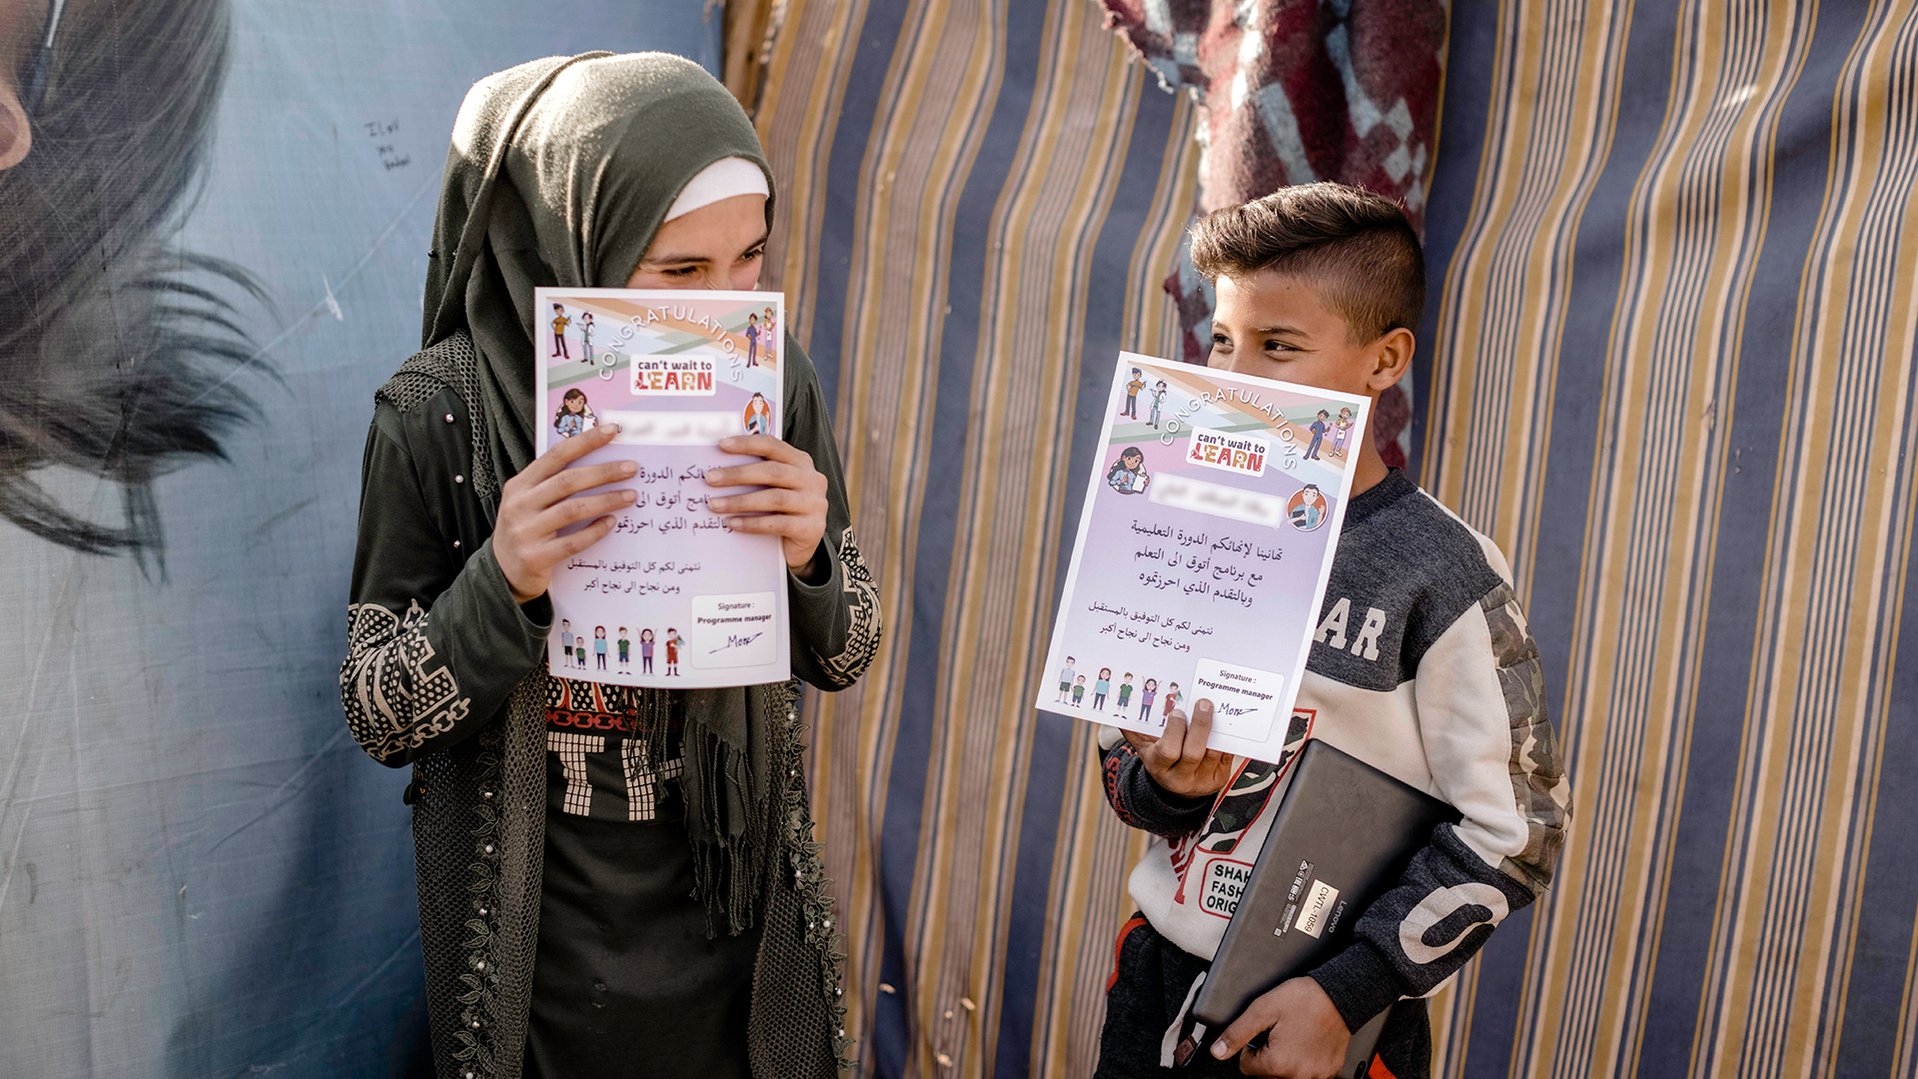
[706, 434, 829, 576]
[1210, 976, 1350, 1078]
[1121, 698, 1234, 799]
[496, 422, 635, 603]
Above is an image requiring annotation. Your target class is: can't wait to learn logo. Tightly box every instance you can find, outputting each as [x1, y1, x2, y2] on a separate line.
[1189, 428, 1269, 477]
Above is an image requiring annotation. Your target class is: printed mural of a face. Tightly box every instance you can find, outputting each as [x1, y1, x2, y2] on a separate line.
[1, 0, 268, 563]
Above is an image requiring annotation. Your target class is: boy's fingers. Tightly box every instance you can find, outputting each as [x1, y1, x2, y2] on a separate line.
[1157, 711, 1188, 762]
[1212, 991, 1282, 1060]
[1120, 727, 1160, 753]
[1182, 700, 1216, 766]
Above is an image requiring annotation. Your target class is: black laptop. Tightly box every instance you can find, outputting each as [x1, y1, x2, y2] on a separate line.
[1178, 739, 1459, 1076]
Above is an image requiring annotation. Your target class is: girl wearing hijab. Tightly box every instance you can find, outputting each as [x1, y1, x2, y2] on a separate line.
[339, 53, 882, 1079]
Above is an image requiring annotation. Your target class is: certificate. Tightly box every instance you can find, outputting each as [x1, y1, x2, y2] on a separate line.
[535, 287, 790, 688]
[1037, 352, 1370, 763]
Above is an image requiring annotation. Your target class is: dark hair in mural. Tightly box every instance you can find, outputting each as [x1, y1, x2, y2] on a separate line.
[0, 0, 266, 564]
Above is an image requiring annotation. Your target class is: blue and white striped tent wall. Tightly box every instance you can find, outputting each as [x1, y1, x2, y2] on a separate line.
[745, 1, 1918, 1075]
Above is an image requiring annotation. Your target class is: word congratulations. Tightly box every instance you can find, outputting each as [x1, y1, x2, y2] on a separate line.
[1159, 384, 1285, 442]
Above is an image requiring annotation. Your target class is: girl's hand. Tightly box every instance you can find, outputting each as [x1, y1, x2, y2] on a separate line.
[705, 434, 829, 575]
[495, 423, 635, 603]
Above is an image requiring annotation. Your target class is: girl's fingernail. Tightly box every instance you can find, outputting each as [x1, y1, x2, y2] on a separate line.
[1210, 1042, 1231, 1060]
[621, 461, 638, 475]
[622, 490, 637, 502]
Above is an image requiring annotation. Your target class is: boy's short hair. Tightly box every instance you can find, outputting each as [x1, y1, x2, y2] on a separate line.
[1189, 182, 1425, 342]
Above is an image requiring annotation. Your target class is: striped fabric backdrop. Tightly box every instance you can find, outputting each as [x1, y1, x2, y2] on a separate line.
[1417, 2, 1918, 1077]
[749, 2, 1198, 1073]
[738, 1, 1918, 1076]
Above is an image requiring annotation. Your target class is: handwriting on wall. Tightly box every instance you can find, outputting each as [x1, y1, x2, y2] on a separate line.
[363, 118, 410, 171]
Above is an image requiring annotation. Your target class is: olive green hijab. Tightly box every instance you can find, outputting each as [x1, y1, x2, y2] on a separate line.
[422, 51, 775, 477]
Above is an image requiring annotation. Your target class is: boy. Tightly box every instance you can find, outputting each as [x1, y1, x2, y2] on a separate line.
[1095, 183, 1570, 1079]
[1306, 408, 1330, 459]
[550, 301, 570, 358]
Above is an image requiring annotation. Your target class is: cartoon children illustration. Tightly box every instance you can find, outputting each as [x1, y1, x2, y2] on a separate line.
[1122, 367, 1145, 418]
[1138, 678, 1158, 723]
[574, 637, 587, 670]
[594, 626, 609, 671]
[1105, 446, 1150, 495]
[550, 302, 571, 358]
[1288, 483, 1328, 530]
[665, 628, 684, 676]
[1116, 672, 1134, 713]
[560, 620, 574, 668]
[1072, 675, 1087, 707]
[1332, 405, 1354, 457]
[617, 627, 631, 673]
[1057, 656, 1078, 703]
[1094, 667, 1112, 710]
[1306, 408, 1330, 460]
[578, 310, 595, 364]
[762, 306, 778, 364]
[743, 391, 773, 436]
[554, 388, 596, 439]
[745, 312, 760, 367]
[1161, 681, 1182, 718]
[1148, 379, 1169, 428]
[640, 628, 656, 674]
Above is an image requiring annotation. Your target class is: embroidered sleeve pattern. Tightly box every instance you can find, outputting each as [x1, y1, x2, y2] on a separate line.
[783, 341, 884, 692]
[339, 399, 549, 768]
[342, 599, 473, 765]
[804, 525, 883, 689]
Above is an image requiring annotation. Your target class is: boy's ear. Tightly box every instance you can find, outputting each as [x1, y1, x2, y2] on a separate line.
[1367, 327, 1416, 393]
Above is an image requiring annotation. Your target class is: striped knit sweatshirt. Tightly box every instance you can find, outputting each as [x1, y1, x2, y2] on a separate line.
[1098, 470, 1572, 1077]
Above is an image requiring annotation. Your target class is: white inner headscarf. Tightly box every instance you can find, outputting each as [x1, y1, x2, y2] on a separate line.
[664, 156, 770, 221]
